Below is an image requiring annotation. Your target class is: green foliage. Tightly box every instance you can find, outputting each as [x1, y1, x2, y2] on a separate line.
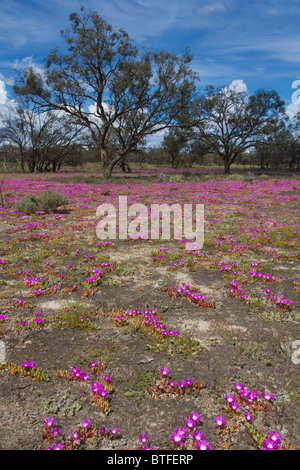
[14, 6, 198, 178]
[131, 367, 158, 391]
[60, 302, 98, 329]
[14, 190, 68, 214]
[37, 190, 68, 213]
[14, 194, 40, 214]
[42, 389, 82, 416]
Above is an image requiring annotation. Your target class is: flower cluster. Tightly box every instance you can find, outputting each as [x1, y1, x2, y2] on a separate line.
[57, 364, 112, 414]
[164, 283, 216, 308]
[262, 431, 283, 450]
[224, 382, 274, 413]
[152, 248, 171, 263]
[21, 360, 36, 369]
[264, 290, 294, 312]
[90, 376, 112, 414]
[71, 367, 90, 382]
[84, 262, 113, 284]
[42, 417, 119, 450]
[22, 276, 44, 287]
[218, 383, 286, 449]
[246, 271, 282, 284]
[113, 309, 181, 338]
[169, 412, 211, 450]
[228, 279, 250, 302]
[147, 367, 206, 397]
[0, 360, 50, 382]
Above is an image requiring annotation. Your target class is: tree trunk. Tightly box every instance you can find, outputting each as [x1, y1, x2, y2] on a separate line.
[101, 148, 125, 179]
[224, 159, 231, 174]
[120, 160, 131, 173]
[100, 146, 111, 178]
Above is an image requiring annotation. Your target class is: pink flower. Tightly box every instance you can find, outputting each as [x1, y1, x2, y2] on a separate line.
[244, 412, 253, 422]
[214, 416, 226, 427]
[195, 439, 211, 450]
[261, 391, 274, 401]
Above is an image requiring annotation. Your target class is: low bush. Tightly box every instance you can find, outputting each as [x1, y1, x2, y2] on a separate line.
[14, 190, 68, 214]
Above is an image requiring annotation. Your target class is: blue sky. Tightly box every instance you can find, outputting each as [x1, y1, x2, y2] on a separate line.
[1, 0, 300, 134]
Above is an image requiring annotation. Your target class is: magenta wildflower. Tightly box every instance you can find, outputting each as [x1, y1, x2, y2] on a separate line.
[33, 318, 43, 324]
[234, 382, 244, 390]
[244, 412, 253, 422]
[139, 432, 150, 444]
[44, 417, 56, 428]
[184, 418, 196, 430]
[80, 418, 91, 428]
[192, 430, 206, 442]
[21, 361, 35, 369]
[267, 431, 282, 443]
[195, 439, 211, 450]
[214, 416, 226, 427]
[68, 430, 80, 442]
[109, 427, 119, 436]
[224, 394, 236, 403]
[185, 378, 193, 386]
[89, 361, 98, 367]
[160, 367, 170, 376]
[169, 426, 188, 446]
[261, 392, 275, 401]
[99, 425, 106, 435]
[189, 412, 202, 422]
[50, 427, 62, 437]
[262, 439, 278, 450]
[91, 382, 103, 393]
[246, 390, 259, 403]
[230, 401, 240, 411]
[51, 442, 65, 450]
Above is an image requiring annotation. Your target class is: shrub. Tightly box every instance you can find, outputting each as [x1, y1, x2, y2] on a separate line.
[14, 194, 40, 214]
[14, 190, 68, 214]
[169, 174, 183, 183]
[226, 174, 246, 181]
[37, 190, 68, 213]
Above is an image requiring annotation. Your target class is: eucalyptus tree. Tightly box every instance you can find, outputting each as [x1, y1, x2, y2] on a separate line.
[14, 7, 198, 178]
[2, 97, 84, 172]
[162, 128, 193, 168]
[193, 85, 285, 174]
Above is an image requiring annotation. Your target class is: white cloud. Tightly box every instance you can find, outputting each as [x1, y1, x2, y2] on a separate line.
[12, 56, 45, 78]
[0, 80, 7, 105]
[0, 79, 19, 126]
[228, 79, 248, 93]
[286, 102, 300, 120]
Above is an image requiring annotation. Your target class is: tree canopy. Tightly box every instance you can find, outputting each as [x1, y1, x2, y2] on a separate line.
[192, 85, 285, 174]
[14, 6, 199, 177]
